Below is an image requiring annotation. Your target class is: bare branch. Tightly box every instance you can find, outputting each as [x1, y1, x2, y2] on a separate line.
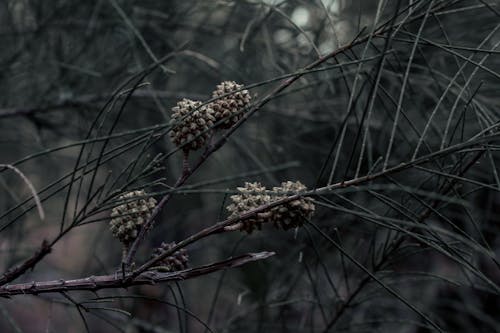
[0, 252, 274, 297]
[0, 240, 51, 286]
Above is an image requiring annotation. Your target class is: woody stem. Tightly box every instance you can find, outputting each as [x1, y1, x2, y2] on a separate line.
[182, 149, 191, 175]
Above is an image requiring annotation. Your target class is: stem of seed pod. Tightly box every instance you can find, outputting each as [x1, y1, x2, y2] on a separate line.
[120, 244, 130, 276]
[182, 149, 191, 175]
[224, 222, 243, 231]
[207, 132, 215, 147]
[121, 244, 129, 263]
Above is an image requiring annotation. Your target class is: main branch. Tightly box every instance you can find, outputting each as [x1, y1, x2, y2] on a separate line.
[0, 251, 274, 297]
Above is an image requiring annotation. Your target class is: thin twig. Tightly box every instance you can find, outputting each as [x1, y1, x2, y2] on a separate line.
[124, 30, 370, 267]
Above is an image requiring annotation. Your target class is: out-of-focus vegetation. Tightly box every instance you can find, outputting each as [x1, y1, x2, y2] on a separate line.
[1, 0, 500, 332]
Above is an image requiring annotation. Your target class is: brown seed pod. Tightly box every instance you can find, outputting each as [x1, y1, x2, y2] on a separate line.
[226, 181, 315, 233]
[169, 98, 216, 151]
[270, 181, 315, 230]
[226, 182, 272, 234]
[150, 242, 189, 272]
[210, 81, 251, 128]
[109, 190, 157, 245]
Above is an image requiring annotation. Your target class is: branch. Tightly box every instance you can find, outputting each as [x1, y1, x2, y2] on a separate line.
[0, 240, 51, 286]
[3, 132, 494, 288]
[124, 29, 370, 266]
[321, 151, 488, 331]
[124, 0, 465, 265]
[0, 251, 274, 297]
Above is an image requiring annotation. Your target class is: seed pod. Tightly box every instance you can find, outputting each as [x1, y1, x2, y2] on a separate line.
[226, 181, 314, 233]
[169, 98, 216, 151]
[270, 181, 315, 230]
[150, 242, 189, 272]
[210, 81, 251, 128]
[109, 190, 157, 246]
[226, 182, 272, 234]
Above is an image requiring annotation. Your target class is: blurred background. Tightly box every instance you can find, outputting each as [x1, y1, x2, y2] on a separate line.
[1, 0, 500, 332]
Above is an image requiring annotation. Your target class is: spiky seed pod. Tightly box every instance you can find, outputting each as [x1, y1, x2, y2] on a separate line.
[109, 190, 157, 246]
[210, 81, 251, 128]
[150, 242, 189, 272]
[169, 98, 216, 151]
[270, 181, 315, 230]
[226, 182, 272, 234]
[226, 181, 314, 233]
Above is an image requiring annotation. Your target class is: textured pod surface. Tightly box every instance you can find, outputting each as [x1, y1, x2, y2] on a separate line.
[150, 242, 189, 272]
[109, 190, 157, 245]
[270, 181, 315, 230]
[169, 98, 216, 151]
[226, 181, 315, 233]
[226, 182, 272, 233]
[210, 81, 251, 128]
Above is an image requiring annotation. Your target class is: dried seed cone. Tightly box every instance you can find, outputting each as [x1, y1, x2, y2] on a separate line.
[211, 81, 251, 128]
[226, 182, 272, 234]
[109, 190, 157, 245]
[226, 181, 314, 233]
[270, 181, 315, 230]
[150, 242, 189, 272]
[169, 98, 216, 151]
